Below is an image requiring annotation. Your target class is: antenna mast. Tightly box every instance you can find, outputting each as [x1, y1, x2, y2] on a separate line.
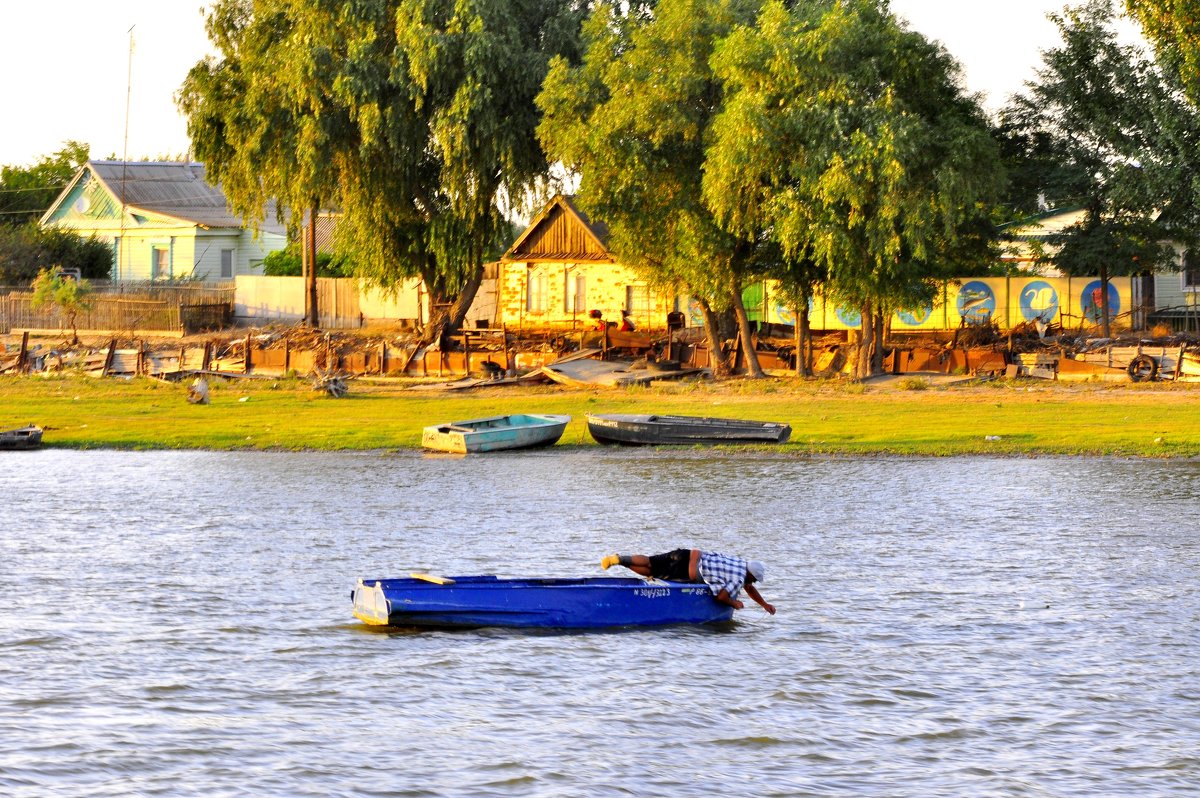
[119, 25, 134, 281]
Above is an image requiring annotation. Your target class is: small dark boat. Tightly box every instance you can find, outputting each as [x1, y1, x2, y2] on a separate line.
[351, 574, 734, 629]
[586, 413, 790, 445]
[0, 425, 43, 450]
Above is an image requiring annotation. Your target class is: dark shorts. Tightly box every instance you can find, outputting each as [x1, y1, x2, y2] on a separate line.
[648, 549, 693, 582]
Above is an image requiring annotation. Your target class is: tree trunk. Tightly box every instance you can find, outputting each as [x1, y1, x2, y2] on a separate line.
[698, 298, 732, 379]
[855, 302, 875, 379]
[1100, 260, 1111, 339]
[420, 261, 486, 346]
[731, 279, 766, 378]
[871, 309, 886, 375]
[794, 303, 803, 378]
[794, 291, 814, 377]
[306, 203, 319, 328]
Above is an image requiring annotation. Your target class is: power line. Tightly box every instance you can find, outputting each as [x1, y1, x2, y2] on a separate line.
[0, 208, 53, 217]
[0, 184, 71, 195]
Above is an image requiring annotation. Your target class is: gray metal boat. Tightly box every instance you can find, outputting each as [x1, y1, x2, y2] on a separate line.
[586, 413, 790, 445]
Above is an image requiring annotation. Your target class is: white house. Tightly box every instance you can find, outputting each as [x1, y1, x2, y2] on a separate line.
[40, 160, 286, 282]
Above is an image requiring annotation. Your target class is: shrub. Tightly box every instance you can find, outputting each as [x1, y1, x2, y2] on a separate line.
[30, 268, 93, 344]
[0, 224, 111, 282]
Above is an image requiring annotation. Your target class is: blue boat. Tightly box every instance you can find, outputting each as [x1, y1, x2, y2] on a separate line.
[351, 574, 734, 629]
[421, 413, 571, 454]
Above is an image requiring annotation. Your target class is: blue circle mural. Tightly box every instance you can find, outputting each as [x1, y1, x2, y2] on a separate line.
[1081, 280, 1120, 323]
[835, 306, 861, 327]
[774, 297, 814, 325]
[1019, 280, 1059, 322]
[687, 297, 705, 326]
[896, 303, 933, 327]
[956, 281, 995, 323]
[774, 302, 795, 325]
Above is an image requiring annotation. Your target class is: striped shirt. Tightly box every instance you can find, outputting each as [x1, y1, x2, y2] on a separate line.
[697, 552, 748, 599]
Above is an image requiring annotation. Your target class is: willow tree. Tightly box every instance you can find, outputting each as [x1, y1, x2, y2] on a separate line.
[537, 0, 768, 378]
[1127, 0, 1200, 104]
[180, 0, 582, 342]
[179, 0, 350, 326]
[704, 0, 1002, 377]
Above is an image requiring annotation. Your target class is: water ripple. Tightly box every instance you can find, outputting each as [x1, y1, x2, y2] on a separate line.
[2, 451, 1199, 796]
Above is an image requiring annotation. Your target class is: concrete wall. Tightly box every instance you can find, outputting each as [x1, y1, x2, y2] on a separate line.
[235, 275, 425, 327]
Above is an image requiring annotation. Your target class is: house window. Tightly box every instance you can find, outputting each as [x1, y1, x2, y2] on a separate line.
[526, 268, 547, 313]
[626, 283, 649, 315]
[151, 247, 170, 280]
[221, 249, 234, 279]
[564, 271, 585, 314]
[1184, 250, 1200, 292]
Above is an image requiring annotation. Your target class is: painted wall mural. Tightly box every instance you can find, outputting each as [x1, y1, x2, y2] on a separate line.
[1080, 279, 1121, 323]
[747, 276, 1138, 332]
[956, 280, 996, 323]
[1018, 280, 1059, 323]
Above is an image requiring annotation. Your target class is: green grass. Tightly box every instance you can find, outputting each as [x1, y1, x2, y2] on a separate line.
[3, 373, 1199, 456]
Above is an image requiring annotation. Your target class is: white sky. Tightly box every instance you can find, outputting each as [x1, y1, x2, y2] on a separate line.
[0, 1, 1145, 168]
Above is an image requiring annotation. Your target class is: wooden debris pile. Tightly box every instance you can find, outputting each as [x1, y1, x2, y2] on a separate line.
[5, 318, 1200, 385]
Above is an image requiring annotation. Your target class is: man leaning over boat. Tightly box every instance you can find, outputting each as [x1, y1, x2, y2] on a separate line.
[601, 549, 776, 615]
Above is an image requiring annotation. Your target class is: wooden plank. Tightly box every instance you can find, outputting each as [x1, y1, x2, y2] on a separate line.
[410, 572, 456, 585]
[102, 338, 116, 376]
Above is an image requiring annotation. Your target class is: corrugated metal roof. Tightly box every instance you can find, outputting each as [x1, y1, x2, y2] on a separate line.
[87, 160, 285, 233]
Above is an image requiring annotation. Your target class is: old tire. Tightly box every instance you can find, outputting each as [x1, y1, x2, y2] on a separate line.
[1127, 354, 1158, 382]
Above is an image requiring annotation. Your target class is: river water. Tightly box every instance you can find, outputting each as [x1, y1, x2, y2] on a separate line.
[1, 449, 1198, 797]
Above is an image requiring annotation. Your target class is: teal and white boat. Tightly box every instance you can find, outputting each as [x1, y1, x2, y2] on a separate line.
[421, 414, 571, 454]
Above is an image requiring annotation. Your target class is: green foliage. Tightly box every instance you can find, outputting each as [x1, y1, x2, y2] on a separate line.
[30, 267, 93, 343]
[0, 224, 112, 283]
[538, 0, 1005, 377]
[1127, 0, 1200, 106]
[261, 246, 354, 278]
[537, 0, 779, 376]
[705, 0, 1002, 313]
[539, 0, 764, 302]
[0, 142, 89, 228]
[1049, 217, 1175, 277]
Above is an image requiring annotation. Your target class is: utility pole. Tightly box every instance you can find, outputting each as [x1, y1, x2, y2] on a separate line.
[118, 25, 134, 281]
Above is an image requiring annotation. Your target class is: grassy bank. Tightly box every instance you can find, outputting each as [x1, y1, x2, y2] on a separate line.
[3, 373, 1199, 456]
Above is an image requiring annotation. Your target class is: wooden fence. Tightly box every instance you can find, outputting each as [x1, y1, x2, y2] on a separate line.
[0, 281, 235, 335]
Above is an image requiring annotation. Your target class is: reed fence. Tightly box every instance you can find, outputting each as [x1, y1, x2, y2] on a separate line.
[0, 281, 234, 335]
